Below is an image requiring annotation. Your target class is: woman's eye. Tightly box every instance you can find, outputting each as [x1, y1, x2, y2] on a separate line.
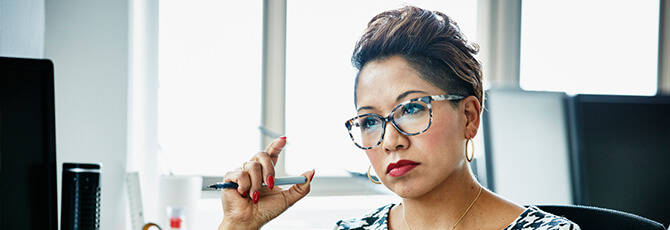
[360, 117, 379, 130]
[402, 103, 426, 115]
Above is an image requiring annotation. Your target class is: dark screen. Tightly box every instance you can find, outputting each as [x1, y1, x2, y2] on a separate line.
[0, 57, 57, 230]
[570, 94, 670, 225]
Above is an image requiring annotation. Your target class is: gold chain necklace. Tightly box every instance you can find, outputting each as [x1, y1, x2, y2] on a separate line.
[403, 186, 483, 230]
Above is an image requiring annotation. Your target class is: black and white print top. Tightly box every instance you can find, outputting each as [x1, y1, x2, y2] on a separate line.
[335, 204, 580, 230]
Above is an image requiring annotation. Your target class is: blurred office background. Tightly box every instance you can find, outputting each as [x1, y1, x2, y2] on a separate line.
[1, 0, 668, 229]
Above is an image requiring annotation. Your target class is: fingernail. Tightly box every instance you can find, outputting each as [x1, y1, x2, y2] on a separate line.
[242, 191, 248, 197]
[253, 191, 260, 204]
[267, 175, 275, 190]
[279, 136, 287, 140]
[310, 169, 316, 182]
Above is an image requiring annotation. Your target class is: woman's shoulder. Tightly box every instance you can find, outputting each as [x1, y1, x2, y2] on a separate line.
[334, 203, 395, 230]
[504, 205, 581, 230]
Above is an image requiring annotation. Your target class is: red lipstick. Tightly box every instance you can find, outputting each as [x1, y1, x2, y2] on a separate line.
[386, 160, 420, 177]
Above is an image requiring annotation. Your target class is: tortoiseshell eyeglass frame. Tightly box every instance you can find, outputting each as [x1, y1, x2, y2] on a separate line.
[344, 95, 465, 150]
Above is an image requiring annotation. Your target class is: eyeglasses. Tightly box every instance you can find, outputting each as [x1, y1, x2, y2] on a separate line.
[344, 95, 465, 150]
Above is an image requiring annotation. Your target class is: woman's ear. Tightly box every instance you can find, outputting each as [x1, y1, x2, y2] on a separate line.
[463, 96, 481, 139]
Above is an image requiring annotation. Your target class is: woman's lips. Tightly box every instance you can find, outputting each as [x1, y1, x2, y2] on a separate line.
[386, 160, 420, 177]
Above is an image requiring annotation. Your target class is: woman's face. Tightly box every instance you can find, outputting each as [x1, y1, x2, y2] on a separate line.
[355, 56, 470, 198]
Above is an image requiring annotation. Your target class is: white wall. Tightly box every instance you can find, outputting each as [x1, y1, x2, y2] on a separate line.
[0, 0, 45, 58]
[45, 1, 129, 229]
[1, 1, 130, 228]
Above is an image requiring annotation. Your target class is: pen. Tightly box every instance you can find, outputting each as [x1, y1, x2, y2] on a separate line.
[207, 176, 307, 190]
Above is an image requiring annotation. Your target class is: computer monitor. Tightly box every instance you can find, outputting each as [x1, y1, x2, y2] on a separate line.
[482, 89, 573, 205]
[569, 94, 670, 225]
[0, 56, 57, 230]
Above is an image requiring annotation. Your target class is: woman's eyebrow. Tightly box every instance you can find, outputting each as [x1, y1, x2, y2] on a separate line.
[357, 106, 374, 112]
[396, 90, 428, 102]
[356, 90, 428, 112]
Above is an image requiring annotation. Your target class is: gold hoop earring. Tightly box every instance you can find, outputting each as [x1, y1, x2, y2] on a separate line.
[367, 165, 382, 184]
[465, 138, 475, 163]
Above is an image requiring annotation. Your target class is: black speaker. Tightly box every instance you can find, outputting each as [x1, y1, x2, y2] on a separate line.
[61, 163, 101, 230]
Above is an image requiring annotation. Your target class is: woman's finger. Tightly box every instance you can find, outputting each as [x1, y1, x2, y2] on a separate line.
[252, 151, 276, 190]
[282, 169, 315, 207]
[245, 160, 264, 204]
[223, 170, 250, 197]
[264, 136, 287, 165]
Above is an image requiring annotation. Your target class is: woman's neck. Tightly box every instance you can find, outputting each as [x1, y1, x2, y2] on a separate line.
[397, 166, 481, 229]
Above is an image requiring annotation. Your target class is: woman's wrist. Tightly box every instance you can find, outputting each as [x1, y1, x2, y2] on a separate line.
[218, 220, 259, 230]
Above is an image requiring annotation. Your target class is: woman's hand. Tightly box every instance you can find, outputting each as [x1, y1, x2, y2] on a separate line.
[218, 137, 315, 230]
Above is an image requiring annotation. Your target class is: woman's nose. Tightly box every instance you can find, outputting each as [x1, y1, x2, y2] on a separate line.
[381, 123, 409, 152]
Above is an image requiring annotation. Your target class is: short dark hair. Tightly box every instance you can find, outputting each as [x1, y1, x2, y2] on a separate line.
[352, 5, 483, 109]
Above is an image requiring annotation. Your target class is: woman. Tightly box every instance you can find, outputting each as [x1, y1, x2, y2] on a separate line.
[219, 6, 579, 230]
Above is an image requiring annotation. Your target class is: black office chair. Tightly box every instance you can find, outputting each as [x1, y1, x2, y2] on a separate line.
[534, 205, 666, 230]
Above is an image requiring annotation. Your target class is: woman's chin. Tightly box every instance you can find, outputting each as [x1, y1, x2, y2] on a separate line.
[387, 181, 426, 198]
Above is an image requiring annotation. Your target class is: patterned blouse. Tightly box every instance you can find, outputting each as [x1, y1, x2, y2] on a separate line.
[335, 204, 580, 230]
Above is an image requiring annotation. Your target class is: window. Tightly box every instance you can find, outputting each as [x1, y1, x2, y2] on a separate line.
[520, 0, 660, 95]
[284, 0, 478, 176]
[157, 0, 478, 177]
[158, 0, 263, 176]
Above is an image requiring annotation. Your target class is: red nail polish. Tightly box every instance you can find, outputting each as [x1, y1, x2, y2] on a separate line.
[242, 191, 248, 197]
[267, 175, 275, 190]
[310, 169, 316, 182]
[279, 136, 287, 140]
[252, 191, 260, 204]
